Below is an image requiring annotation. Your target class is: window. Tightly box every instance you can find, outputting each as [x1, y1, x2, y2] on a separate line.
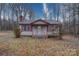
[26, 25, 29, 31]
[21, 25, 29, 31]
[24, 25, 26, 31]
[22, 25, 26, 31]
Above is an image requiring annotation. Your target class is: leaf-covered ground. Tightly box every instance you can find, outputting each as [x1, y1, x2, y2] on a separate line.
[0, 31, 79, 56]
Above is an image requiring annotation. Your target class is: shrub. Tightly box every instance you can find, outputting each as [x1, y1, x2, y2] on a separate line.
[14, 26, 20, 38]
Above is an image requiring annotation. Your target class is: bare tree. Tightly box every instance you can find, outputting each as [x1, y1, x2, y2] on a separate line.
[0, 3, 5, 31]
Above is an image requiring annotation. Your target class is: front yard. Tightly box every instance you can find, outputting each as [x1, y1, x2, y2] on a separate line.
[0, 31, 79, 56]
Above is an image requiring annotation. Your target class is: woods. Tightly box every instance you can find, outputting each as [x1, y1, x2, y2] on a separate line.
[60, 4, 79, 35]
[0, 3, 35, 31]
[0, 3, 79, 36]
[0, 3, 79, 56]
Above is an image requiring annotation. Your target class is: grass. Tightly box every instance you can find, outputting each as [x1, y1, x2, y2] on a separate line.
[0, 31, 79, 56]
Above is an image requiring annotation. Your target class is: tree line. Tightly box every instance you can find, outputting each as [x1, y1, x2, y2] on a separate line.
[0, 3, 79, 36]
[59, 3, 79, 35]
[0, 3, 35, 31]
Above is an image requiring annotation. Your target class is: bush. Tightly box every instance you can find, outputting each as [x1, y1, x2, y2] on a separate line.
[14, 26, 20, 38]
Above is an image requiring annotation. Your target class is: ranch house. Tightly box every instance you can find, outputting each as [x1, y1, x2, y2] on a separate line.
[19, 16, 61, 38]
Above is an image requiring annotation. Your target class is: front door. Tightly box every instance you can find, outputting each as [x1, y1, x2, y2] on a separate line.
[37, 26, 42, 37]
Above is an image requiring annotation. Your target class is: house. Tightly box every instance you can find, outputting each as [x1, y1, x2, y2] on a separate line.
[19, 16, 61, 38]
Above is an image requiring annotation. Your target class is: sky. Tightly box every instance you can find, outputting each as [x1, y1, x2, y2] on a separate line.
[31, 3, 44, 18]
[1, 3, 60, 20]
[21, 3, 59, 19]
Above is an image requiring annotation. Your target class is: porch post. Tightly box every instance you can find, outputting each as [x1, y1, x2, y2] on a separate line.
[29, 25, 32, 31]
[45, 26, 48, 39]
[59, 24, 62, 39]
[31, 25, 33, 37]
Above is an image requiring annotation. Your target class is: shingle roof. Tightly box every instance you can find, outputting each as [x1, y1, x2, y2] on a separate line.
[19, 19, 61, 25]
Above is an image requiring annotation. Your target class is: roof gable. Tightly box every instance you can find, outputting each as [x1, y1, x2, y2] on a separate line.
[31, 19, 49, 25]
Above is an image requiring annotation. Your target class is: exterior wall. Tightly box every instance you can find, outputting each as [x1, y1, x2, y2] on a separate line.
[48, 25, 53, 32]
[48, 25, 59, 36]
